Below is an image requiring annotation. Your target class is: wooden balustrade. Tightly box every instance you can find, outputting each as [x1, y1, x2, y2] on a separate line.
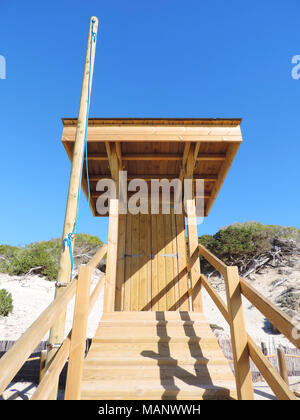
[198, 244, 299, 400]
[0, 244, 107, 400]
[1, 241, 298, 401]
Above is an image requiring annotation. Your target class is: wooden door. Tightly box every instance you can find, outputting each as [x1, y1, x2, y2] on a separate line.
[114, 210, 190, 311]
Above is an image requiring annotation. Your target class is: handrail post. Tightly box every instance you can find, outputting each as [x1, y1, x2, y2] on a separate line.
[39, 350, 47, 383]
[277, 347, 289, 385]
[65, 265, 92, 400]
[224, 266, 254, 400]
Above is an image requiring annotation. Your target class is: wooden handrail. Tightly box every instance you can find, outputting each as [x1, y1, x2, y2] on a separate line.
[64, 243, 107, 400]
[31, 334, 71, 400]
[0, 243, 107, 400]
[31, 274, 106, 400]
[200, 274, 229, 322]
[198, 243, 227, 276]
[240, 276, 300, 350]
[247, 335, 296, 400]
[86, 244, 107, 271]
[0, 276, 78, 395]
[197, 244, 299, 400]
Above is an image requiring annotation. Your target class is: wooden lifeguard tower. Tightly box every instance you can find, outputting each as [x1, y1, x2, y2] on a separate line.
[59, 117, 244, 399]
[0, 17, 298, 401]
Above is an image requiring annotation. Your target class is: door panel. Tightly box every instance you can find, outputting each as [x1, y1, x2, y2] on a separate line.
[114, 210, 189, 311]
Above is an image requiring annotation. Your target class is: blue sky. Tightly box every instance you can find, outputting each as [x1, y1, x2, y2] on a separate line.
[0, 0, 300, 246]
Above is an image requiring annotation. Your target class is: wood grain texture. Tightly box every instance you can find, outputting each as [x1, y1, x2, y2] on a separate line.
[80, 311, 237, 400]
[223, 266, 253, 400]
[62, 119, 242, 219]
[65, 265, 91, 400]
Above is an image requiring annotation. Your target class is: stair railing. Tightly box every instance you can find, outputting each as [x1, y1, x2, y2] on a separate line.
[0, 244, 107, 400]
[196, 243, 299, 400]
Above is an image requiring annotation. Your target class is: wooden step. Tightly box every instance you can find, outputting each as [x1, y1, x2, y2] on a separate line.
[80, 379, 236, 400]
[80, 311, 237, 400]
[94, 325, 214, 340]
[98, 319, 209, 327]
[93, 336, 219, 344]
[81, 364, 235, 382]
[101, 311, 206, 321]
[83, 355, 229, 366]
[87, 341, 226, 358]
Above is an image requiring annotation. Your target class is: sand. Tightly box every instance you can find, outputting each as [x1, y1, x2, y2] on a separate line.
[0, 263, 299, 347]
[0, 269, 299, 346]
[1, 268, 300, 401]
[0, 271, 104, 342]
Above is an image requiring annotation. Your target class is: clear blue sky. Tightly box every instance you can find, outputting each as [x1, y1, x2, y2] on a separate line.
[1, 0, 300, 246]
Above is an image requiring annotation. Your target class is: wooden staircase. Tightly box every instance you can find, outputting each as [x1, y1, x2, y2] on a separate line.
[80, 311, 237, 400]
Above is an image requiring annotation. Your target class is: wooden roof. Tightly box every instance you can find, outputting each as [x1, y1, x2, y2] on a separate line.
[61, 118, 243, 217]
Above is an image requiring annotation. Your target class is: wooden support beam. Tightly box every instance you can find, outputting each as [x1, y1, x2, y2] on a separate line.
[46, 16, 98, 399]
[86, 152, 226, 161]
[105, 142, 119, 182]
[186, 199, 202, 312]
[197, 153, 226, 161]
[62, 124, 243, 143]
[91, 192, 212, 199]
[185, 142, 201, 177]
[90, 174, 217, 181]
[103, 198, 119, 312]
[115, 142, 122, 166]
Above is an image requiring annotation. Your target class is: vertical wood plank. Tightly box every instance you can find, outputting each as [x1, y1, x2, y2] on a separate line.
[164, 213, 174, 310]
[139, 213, 148, 310]
[146, 213, 152, 310]
[176, 213, 189, 310]
[130, 214, 140, 311]
[186, 199, 202, 312]
[157, 214, 166, 310]
[151, 214, 159, 311]
[171, 210, 179, 310]
[123, 214, 132, 311]
[224, 266, 254, 400]
[65, 265, 91, 400]
[115, 214, 126, 311]
[103, 198, 119, 312]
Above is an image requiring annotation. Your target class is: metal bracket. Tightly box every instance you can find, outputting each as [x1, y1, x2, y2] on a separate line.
[55, 281, 68, 288]
[122, 253, 143, 259]
[160, 253, 181, 258]
[47, 343, 62, 350]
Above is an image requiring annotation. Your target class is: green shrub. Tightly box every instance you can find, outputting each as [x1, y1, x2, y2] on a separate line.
[0, 234, 103, 281]
[198, 222, 300, 270]
[7, 239, 61, 280]
[0, 289, 13, 316]
[0, 245, 19, 273]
